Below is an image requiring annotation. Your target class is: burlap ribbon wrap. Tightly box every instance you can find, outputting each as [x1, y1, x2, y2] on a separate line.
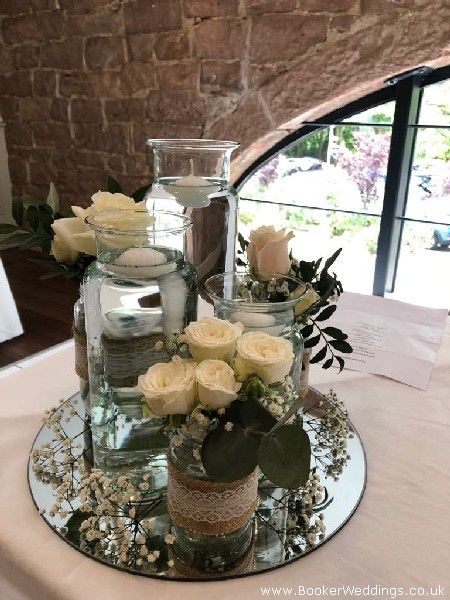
[101, 333, 164, 388]
[73, 325, 89, 382]
[299, 348, 312, 400]
[73, 321, 165, 388]
[167, 460, 258, 536]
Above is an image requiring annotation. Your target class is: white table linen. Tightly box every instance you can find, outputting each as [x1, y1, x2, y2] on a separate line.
[0, 323, 449, 600]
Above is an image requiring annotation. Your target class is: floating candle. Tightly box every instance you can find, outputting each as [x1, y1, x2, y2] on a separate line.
[171, 174, 212, 187]
[115, 248, 167, 267]
[230, 310, 285, 336]
[111, 248, 174, 278]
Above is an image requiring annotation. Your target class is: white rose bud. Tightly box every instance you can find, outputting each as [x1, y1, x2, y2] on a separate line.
[235, 332, 294, 385]
[295, 287, 320, 317]
[247, 225, 294, 280]
[196, 360, 242, 409]
[137, 358, 197, 415]
[51, 217, 96, 257]
[51, 234, 79, 264]
[184, 317, 244, 363]
[71, 191, 137, 221]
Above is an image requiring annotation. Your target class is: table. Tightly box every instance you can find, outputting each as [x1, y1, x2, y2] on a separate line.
[1, 324, 449, 600]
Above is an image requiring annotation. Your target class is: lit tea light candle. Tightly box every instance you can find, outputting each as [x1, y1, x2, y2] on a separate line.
[230, 311, 284, 336]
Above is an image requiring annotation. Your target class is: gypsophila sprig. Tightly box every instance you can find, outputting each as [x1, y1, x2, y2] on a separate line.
[31, 399, 175, 573]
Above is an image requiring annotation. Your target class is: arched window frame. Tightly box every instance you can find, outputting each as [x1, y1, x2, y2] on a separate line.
[235, 64, 450, 297]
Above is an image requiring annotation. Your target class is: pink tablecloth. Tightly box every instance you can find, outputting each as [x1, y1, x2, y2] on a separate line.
[0, 326, 449, 600]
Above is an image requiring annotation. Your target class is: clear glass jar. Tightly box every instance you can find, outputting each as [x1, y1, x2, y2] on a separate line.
[83, 210, 198, 487]
[73, 286, 93, 463]
[205, 272, 306, 395]
[145, 139, 239, 298]
[168, 420, 256, 574]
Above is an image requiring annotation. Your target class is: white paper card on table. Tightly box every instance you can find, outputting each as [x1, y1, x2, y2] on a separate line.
[325, 292, 448, 390]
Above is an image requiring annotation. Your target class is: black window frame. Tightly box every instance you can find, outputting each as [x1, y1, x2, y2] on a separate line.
[234, 64, 450, 297]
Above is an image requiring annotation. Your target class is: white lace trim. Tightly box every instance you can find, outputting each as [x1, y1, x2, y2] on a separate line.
[168, 471, 258, 523]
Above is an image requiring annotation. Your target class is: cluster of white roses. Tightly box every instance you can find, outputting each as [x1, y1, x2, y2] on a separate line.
[51, 191, 140, 264]
[137, 316, 295, 416]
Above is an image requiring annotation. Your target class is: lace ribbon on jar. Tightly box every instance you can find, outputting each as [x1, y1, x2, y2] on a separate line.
[167, 460, 258, 535]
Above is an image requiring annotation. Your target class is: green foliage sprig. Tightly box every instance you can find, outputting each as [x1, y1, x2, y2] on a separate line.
[201, 375, 311, 489]
[0, 179, 151, 282]
[237, 237, 352, 371]
[290, 249, 352, 371]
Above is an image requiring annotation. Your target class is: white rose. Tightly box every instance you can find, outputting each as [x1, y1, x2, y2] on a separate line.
[295, 287, 320, 317]
[71, 191, 138, 221]
[183, 317, 244, 362]
[51, 217, 96, 258]
[247, 225, 294, 280]
[51, 234, 79, 264]
[196, 360, 241, 409]
[235, 332, 294, 385]
[137, 358, 197, 416]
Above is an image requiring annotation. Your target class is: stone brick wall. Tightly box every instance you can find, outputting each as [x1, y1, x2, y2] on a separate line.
[0, 0, 449, 207]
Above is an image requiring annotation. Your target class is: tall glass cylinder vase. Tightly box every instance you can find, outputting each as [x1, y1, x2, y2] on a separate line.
[83, 210, 198, 487]
[145, 139, 239, 297]
[168, 420, 257, 574]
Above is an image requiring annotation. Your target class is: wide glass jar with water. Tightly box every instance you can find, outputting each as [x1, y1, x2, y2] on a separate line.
[205, 272, 306, 395]
[83, 210, 197, 485]
[145, 139, 239, 296]
[168, 419, 257, 575]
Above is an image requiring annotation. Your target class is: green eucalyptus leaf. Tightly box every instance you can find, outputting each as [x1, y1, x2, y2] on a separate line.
[239, 396, 277, 434]
[300, 323, 314, 338]
[236, 257, 247, 267]
[201, 424, 260, 482]
[259, 425, 311, 489]
[322, 357, 333, 369]
[46, 182, 58, 214]
[329, 339, 353, 353]
[303, 334, 321, 348]
[0, 224, 19, 234]
[322, 248, 342, 273]
[238, 232, 248, 252]
[132, 184, 151, 202]
[12, 198, 24, 226]
[315, 304, 337, 321]
[335, 355, 345, 372]
[310, 345, 327, 364]
[322, 326, 348, 340]
[0, 230, 32, 247]
[299, 260, 315, 282]
[38, 204, 54, 234]
[26, 205, 40, 231]
[107, 176, 122, 194]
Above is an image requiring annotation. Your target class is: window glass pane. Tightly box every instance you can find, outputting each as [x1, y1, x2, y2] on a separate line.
[387, 221, 450, 309]
[240, 124, 391, 216]
[404, 128, 450, 223]
[238, 198, 380, 295]
[418, 79, 450, 126]
[342, 101, 395, 124]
